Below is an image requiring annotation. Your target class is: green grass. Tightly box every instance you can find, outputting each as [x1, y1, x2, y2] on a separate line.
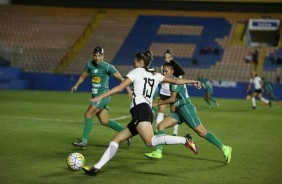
[0, 90, 282, 184]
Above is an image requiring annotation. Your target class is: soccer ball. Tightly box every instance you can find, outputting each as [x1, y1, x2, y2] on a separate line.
[67, 152, 85, 171]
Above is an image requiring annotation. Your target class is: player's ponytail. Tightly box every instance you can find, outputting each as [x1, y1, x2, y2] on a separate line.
[164, 59, 185, 77]
[135, 50, 156, 73]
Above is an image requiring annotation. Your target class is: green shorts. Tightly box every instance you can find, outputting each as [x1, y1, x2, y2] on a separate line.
[90, 96, 110, 110]
[205, 87, 213, 94]
[169, 103, 201, 129]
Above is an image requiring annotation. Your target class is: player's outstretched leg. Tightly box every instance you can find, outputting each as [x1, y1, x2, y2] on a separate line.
[82, 166, 100, 175]
[222, 146, 232, 164]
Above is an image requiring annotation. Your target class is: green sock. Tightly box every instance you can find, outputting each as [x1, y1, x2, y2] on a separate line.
[204, 132, 224, 149]
[156, 130, 165, 152]
[82, 118, 93, 144]
[107, 120, 125, 132]
[205, 99, 212, 106]
[152, 106, 158, 113]
[210, 97, 217, 104]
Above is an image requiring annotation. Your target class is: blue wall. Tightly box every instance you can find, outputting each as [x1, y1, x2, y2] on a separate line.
[1, 67, 281, 100]
[22, 72, 282, 100]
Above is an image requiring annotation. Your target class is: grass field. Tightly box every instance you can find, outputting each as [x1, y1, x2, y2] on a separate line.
[0, 90, 282, 184]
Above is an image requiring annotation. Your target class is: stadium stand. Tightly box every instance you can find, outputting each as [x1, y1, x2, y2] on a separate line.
[1, 5, 282, 82]
[0, 5, 97, 73]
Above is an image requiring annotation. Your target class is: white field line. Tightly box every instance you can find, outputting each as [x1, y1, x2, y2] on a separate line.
[0, 115, 131, 122]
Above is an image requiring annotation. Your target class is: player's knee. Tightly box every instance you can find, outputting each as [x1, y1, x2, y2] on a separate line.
[196, 130, 207, 137]
[84, 112, 92, 119]
[100, 121, 108, 126]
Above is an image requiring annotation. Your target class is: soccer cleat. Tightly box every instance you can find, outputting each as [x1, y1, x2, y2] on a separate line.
[268, 101, 272, 107]
[145, 149, 162, 159]
[222, 146, 232, 164]
[72, 140, 87, 148]
[184, 134, 198, 155]
[252, 106, 256, 110]
[127, 137, 132, 147]
[82, 166, 100, 175]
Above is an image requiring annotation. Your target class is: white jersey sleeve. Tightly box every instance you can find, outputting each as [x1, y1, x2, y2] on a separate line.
[127, 68, 164, 108]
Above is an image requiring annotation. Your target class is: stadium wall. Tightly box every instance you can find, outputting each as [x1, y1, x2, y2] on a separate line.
[1, 67, 281, 99]
[15, 72, 282, 100]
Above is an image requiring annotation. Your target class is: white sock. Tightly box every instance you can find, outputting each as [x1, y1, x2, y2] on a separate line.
[94, 141, 119, 169]
[173, 124, 179, 135]
[252, 97, 256, 107]
[156, 113, 164, 131]
[261, 97, 269, 104]
[151, 135, 186, 146]
[156, 113, 164, 125]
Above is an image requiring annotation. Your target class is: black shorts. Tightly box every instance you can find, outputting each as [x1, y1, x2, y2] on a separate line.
[127, 103, 153, 136]
[254, 89, 262, 94]
[159, 94, 170, 100]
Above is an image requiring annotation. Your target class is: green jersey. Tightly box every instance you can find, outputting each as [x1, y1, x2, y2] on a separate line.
[170, 77, 191, 108]
[84, 60, 117, 97]
[264, 80, 274, 93]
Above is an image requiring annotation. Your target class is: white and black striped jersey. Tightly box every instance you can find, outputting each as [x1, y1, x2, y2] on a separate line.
[250, 76, 262, 90]
[126, 68, 165, 109]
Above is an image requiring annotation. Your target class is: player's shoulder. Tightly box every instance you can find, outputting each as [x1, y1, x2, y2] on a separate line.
[130, 67, 145, 74]
[101, 61, 111, 67]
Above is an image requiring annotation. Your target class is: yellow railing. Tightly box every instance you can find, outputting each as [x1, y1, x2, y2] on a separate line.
[251, 46, 266, 76]
[54, 10, 106, 73]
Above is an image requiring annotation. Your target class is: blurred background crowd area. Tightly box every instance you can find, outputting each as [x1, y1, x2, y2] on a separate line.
[1, 0, 282, 84]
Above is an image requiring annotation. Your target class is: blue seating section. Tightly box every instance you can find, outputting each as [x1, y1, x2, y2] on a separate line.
[111, 15, 231, 69]
[264, 48, 282, 71]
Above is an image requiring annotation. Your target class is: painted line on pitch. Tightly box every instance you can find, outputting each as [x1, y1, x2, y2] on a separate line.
[0, 115, 130, 122]
[110, 115, 130, 121]
[0, 115, 78, 122]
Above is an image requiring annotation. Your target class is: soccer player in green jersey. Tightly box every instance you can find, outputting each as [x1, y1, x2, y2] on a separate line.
[71, 46, 132, 148]
[262, 78, 280, 107]
[145, 60, 232, 164]
[156, 49, 179, 136]
[198, 74, 220, 108]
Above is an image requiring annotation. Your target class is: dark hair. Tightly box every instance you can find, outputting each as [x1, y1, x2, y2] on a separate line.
[163, 59, 185, 77]
[135, 50, 155, 72]
[93, 46, 104, 55]
[164, 49, 174, 57]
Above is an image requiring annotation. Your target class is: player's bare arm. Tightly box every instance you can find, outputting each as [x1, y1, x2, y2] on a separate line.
[90, 78, 132, 102]
[113, 71, 132, 98]
[71, 72, 88, 92]
[153, 92, 177, 107]
[163, 77, 201, 89]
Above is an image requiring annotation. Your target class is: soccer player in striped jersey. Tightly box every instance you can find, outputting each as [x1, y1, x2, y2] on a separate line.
[247, 72, 271, 109]
[82, 50, 201, 175]
[145, 60, 232, 164]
